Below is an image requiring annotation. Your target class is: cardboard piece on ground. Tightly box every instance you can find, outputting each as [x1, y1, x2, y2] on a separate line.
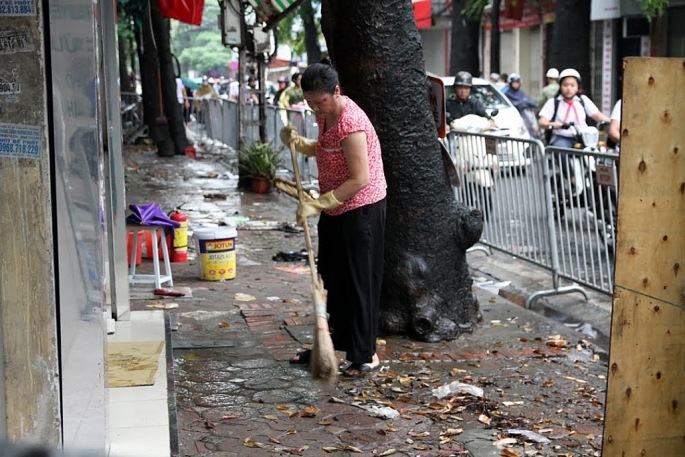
[107, 341, 164, 388]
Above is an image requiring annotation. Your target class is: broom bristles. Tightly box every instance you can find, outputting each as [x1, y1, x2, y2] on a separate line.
[311, 314, 338, 382]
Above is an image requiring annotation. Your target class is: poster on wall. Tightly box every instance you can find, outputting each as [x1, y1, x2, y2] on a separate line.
[0, 0, 35, 16]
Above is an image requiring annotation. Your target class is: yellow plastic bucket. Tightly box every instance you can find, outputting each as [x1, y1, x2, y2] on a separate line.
[192, 227, 237, 280]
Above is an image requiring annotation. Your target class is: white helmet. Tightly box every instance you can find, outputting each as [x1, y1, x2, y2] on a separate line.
[558, 68, 581, 83]
[546, 68, 559, 79]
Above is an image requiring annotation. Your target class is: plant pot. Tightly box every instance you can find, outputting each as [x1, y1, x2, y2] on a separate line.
[251, 177, 271, 193]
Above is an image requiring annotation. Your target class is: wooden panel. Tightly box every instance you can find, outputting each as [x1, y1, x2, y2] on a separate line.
[603, 57, 685, 455]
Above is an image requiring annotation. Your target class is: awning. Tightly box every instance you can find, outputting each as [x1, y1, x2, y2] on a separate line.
[413, 0, 432, 29]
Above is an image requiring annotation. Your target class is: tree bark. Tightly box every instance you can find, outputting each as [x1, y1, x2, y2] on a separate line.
[149, 0, 189, 155]
[321, 0, 483, 342]
[118, 35, 135, 93]
[136, 18, 161, 139]
[301, 0, 322, 64]
[548, 0, 592, 95]
[449, 0, 482, 76]
[490, 0, 501, 73]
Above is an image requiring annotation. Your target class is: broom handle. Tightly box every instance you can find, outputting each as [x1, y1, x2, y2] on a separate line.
[288, 142, 319, 287]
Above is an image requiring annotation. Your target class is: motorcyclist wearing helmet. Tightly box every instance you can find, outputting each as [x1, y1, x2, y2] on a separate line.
[446, 71, 494, 126]
[538, 68, 559, 108]
[538, 68, 610, 149]
[504, 73, 537, 112]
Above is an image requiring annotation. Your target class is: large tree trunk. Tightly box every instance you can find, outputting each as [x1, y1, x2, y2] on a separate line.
[321, 0, 483, 342]
[301, 0, 322, 64]
[490, 0, 501, 73]
[150, 0, 189, 155]
[136, 18, 161, 139]
[118, 35, 135, 93]
[549, 0, 592, 94]
[449, 0, 482, 76]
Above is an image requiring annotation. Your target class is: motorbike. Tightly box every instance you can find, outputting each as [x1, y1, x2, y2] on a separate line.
[449, 114, 501, 220]
[548, 121, 618, 253]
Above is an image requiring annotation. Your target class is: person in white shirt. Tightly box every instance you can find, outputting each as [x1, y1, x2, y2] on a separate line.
[175, 78, 189, 124]
[538, 68, 610, 148]
[538, 68, 610, 183]
[608, 99, 621, 152]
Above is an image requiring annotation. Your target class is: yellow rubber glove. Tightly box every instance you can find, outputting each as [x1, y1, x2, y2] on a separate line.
[296, 191, 342, 226]
[280, 124, 317, 157]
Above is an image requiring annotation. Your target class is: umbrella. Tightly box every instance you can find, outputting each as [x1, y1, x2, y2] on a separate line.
[181, 77, 199, 91]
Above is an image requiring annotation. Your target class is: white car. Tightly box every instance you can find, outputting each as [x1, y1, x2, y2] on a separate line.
[438, 75, 533, 170]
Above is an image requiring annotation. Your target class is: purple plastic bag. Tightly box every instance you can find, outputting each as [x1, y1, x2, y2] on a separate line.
[126, 202, 180, 238]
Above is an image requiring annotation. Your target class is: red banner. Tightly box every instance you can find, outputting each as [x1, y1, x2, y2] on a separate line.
[159, 0, 205, 26]
[504, 0, 525, 20]
[413, 0, 432, 29]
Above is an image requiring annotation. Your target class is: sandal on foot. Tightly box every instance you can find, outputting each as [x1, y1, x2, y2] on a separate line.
[289, 349, 311, 365]
[342, 361, 380, 378]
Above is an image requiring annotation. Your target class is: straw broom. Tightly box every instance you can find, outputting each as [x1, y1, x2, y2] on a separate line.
[287, 142, 338, 382]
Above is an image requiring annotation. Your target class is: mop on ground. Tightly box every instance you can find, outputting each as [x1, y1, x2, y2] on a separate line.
[287, 141, 338, 382]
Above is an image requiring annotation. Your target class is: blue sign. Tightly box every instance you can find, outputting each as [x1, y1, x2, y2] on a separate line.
[0, 0, 35, 16]
[0, 123, 41, 158]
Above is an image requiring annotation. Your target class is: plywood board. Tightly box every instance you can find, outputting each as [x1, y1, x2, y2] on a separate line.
[603, 57, 685, 456]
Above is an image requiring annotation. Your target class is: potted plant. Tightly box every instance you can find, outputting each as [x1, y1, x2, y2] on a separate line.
[237, 141, 284, 193]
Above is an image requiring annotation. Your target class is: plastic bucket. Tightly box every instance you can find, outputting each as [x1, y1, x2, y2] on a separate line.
[127, 230, 143, 267]
[192, 227, 237, 280]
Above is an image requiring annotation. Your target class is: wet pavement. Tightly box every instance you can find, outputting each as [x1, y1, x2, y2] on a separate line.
[124, 144, 609, 456]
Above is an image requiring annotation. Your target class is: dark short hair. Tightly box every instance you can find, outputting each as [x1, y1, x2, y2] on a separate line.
[301, 63, 339, 94]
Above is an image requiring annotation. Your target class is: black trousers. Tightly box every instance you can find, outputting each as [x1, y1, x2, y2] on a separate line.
[317, 198, 386, 364]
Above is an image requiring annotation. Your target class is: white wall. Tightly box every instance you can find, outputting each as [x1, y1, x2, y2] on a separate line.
[420, 28, 450, 76]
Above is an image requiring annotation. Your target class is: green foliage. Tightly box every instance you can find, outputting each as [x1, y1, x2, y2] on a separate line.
[274, 0, 321, 59]
[637, 0, 669, 20]
[462, 0, 487, 20]
[170, 2, 233, 75]
[237, 142, 284, 180]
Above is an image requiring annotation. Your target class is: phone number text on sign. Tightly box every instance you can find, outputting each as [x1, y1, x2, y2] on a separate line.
[0, 123, 41, 159]
[0, 0, 35, 16]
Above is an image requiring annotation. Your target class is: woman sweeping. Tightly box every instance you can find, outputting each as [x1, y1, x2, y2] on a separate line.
[281, 62, 387, 377]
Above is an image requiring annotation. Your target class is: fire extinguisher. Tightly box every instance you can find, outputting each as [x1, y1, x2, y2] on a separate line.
[168, 208, 188, 263]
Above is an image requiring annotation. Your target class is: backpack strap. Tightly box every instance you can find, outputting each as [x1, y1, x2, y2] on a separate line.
[551, 97, 560, 122]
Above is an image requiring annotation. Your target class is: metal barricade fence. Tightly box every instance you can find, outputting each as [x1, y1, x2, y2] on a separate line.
[535, 145, 618, 301]
[120, 91, 146, 144]
[446, 131, 618, 306]
[447, 131, 554, 269]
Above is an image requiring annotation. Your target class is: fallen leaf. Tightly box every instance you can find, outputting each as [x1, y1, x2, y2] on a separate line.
[493, 438, 518, 447]
[502, 401, 525, 406]
[318, 420, 332, 425]
[443, 428, 463, 436]
[564, 376, 587, 384]
[379, 450, 397, 456]
[204, 420, 215, 429]
[234, 293, 256, 301]
[219, 321, 230, 328]
[221, 415, 237, 420]
[268, 436, 280, 443]
[478, 414, 491, 426]
[329, 397, 346, 404]
[300, 406, 320, 417]
[500, 449, 521, 457]
[322, 447, 340, 453]
[243, 437, 269, 448]
[262, 415, 279, 421]
[344, 445, 363, 453]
